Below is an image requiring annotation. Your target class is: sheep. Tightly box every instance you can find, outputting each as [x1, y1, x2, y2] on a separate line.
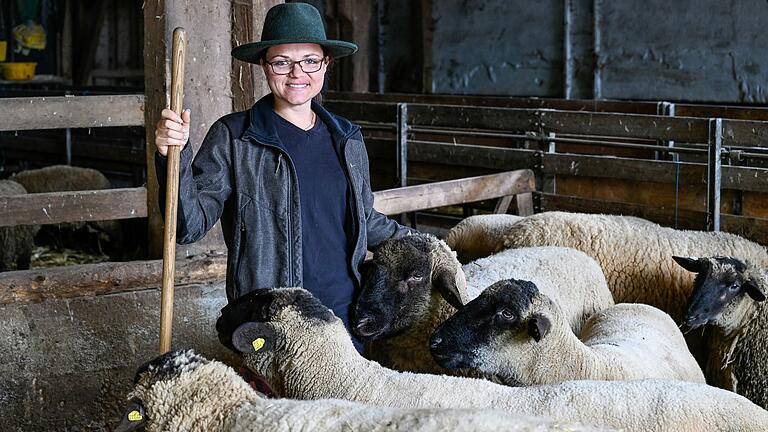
[444, 214, 523, 263]
[353, 232, 614, 374]
[216, 287, 768, 432]
[118, 349, 604, 432]
[0, 180, 39, 271]
[430, 278, 705, 386]
[484, 211, 768, 322]
[12, 165, 123, 255]
[675, 255, 768, 409]
[444, 213, 658, 264]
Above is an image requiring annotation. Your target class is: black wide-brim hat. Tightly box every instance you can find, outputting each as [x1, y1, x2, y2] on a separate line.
[232, 3, 358, 64]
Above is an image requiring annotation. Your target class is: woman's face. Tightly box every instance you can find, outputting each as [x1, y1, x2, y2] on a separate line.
[262, 43, 328, 109]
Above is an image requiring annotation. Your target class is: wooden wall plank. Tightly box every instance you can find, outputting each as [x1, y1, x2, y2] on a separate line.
[0, 253, 226, 304]
[722, 120, 768, 148]
[324, 100, 399, 124]
[373, 169, 535, 215]
[0, 188, 148, 227]
[0, 95, 145, 131]
[407, 104, 538, 131]
[539, 110, 710, 142]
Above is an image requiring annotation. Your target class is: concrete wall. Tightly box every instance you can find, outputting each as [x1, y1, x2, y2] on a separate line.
[417, 0, 768, 102]
[0, 282, 237, 431]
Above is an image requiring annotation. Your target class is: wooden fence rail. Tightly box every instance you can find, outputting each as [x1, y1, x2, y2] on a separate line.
[0, 95, 145, 131]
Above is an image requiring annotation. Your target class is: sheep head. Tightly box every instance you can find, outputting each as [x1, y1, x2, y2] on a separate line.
[429, 278, 553, 385]
[353, 233, 467, 340]
[118, 350, 253, 432]
[675, 256, 767, 331]
[217, 287, 352, 395]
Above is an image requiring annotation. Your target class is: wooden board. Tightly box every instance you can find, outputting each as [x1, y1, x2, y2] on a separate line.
[0, 188, 147, 227]
[407, 104, 538, 131]
[323, 100, 399, 124]
[0, 95, 145, 131]
[0, 253, 226, 304]
[539, 110, 710, 143]
[373, 170, 535, 215]
[722, 119, 768, 148]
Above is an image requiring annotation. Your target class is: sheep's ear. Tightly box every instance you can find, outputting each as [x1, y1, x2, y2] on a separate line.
[114, 399, 147, 432]
[744, 281, 767, 302]
[673, 256, 704, 273]
[232, 322, 277, 354]
[433, 268, 465, 310]
[527, 314, 551, 342]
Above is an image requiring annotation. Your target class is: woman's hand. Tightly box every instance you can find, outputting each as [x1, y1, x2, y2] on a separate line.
[155, 108, 191, 156]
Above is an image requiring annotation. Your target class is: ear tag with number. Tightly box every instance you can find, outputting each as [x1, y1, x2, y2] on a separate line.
[128, 410, 143, 422]
[252, 337, 266, 352]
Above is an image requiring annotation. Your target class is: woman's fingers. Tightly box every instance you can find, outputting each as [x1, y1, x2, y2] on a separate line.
[155, 108, 191, 156]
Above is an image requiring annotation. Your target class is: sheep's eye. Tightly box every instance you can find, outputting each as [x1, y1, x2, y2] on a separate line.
[407, 272, 425, 282]
[497, 309, 515, 321]
[729, 281, 741, 291]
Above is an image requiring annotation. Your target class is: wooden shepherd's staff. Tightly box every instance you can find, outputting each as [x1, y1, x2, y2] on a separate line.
[159, 27, 186, 354]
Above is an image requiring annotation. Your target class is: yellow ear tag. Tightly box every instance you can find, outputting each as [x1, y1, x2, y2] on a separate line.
[128, 410, 143, 422]
[252, 338, 266, 352]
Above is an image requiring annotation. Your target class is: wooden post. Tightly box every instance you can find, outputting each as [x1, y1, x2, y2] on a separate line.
[232, 0, 283, 112]
[144, 0, 231, 259]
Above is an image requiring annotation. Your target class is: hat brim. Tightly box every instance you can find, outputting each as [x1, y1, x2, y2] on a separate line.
[232, 39, 358, 64]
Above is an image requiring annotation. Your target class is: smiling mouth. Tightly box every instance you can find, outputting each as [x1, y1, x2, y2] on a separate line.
[287, 83, 309, 88]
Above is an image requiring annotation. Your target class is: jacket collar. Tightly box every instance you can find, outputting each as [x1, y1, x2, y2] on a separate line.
[243, 94, 360, 145]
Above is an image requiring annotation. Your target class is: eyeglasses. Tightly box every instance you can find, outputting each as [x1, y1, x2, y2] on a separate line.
[265, 57, 327, 75]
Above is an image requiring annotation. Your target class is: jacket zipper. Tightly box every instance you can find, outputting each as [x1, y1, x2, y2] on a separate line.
[339, 134, 361, 281]
[236, 205, 248, 294]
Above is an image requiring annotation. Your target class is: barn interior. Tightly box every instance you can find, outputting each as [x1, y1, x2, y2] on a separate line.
[1, 0, 767, 430]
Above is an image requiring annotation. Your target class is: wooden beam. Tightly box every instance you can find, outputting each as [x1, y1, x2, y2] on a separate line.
[144, 0, 230, 258]
[325, 92, 660, 114]
[0, 95, 145, 131]
[231, 0, 282, 112]
[407, 105, 538, 131]
[323, 100, 399, 124]
[544, 152, 768, 193]
[722, 119, 768, 148]
[0, 188, 147, 227]
[0, 254, 226, 305]
[144, 0, 167, 259]
[538, 110, 710, 143]
[373, 169, 535, 215]
[336, 0, 371, 92]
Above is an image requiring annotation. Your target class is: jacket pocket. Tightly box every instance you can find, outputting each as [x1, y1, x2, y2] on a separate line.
[234, 194, 253, 295]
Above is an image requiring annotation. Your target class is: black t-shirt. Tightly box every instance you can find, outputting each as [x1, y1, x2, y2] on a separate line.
[272, 112, 358, 333]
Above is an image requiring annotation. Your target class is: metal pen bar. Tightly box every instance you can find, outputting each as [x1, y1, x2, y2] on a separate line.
[707, 118, 723, 231]
[397, 103, 408, 189]
[407, 136, 707, 155]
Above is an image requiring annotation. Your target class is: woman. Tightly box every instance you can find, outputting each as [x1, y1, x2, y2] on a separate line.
[154, 3, 411, 341]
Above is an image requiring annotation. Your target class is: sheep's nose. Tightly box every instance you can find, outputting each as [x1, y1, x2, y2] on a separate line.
[354, 316, 380, 338]
[430, 337, 443, 349]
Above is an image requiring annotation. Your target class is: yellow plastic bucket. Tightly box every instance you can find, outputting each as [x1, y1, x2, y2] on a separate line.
[0, 41, 6, 62]
[2, 62, 37, 80]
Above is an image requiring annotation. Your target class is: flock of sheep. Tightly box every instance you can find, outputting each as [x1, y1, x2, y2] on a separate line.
[121, 211, 767, 431]
[0, 165, 123, 270]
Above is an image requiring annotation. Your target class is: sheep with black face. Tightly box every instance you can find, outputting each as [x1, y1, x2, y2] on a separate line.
[675, 256, 768, 409]
[430, 279, 705, 386]
[353, 233, 613, 375]
[216, 287, 768, 432]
